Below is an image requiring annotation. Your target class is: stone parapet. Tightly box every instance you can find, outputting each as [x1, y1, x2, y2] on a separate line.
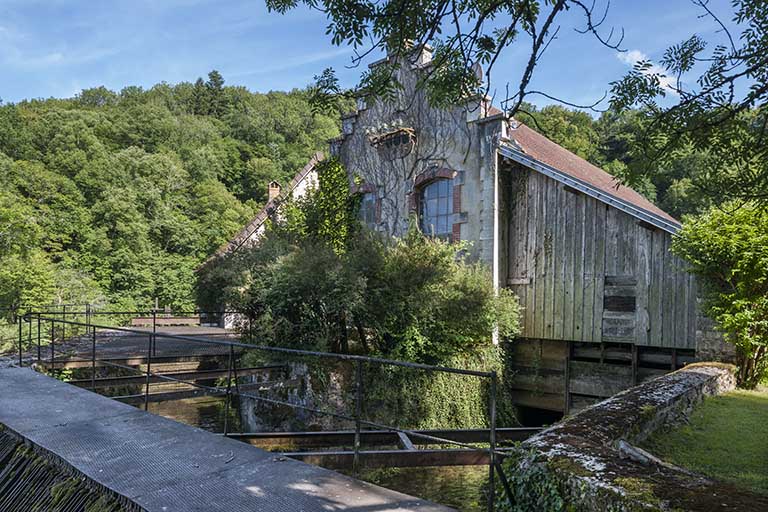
[497, 363, 768, 511]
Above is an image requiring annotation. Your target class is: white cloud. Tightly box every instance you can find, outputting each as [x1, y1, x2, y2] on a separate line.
[616, 49, 677, 94]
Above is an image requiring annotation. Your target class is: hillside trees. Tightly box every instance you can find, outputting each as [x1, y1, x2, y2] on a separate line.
[0, 72, 341, 322]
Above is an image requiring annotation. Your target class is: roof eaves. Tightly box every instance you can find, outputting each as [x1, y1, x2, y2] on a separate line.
[498, 143, 681, 234]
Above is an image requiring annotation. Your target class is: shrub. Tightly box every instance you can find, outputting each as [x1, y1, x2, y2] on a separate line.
[197, 159, 521, 365]
[672, 202, 768, 388]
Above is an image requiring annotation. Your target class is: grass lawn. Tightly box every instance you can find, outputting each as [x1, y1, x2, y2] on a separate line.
[642, 386, 768, 495]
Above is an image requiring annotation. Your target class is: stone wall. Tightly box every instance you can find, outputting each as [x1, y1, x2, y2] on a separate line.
[695, 305, 735, 363]
[497, 363, 768, 511]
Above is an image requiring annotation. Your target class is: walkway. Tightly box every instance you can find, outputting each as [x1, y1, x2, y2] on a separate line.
[0, 367, 452, 512]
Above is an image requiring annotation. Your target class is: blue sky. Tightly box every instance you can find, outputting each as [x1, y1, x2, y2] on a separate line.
[0, 0, 735, 107]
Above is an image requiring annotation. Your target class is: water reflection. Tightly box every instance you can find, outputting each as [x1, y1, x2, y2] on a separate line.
[352, 466, 489, 512]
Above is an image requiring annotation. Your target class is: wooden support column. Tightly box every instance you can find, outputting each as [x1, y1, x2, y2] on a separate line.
[631, 344, 638, 386]
[563, 341, 571, 415]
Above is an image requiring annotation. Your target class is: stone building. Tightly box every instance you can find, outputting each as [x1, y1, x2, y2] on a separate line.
[212, 47, 729, 417]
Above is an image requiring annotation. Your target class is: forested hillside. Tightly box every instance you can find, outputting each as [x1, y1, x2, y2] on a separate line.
[0, 72, 342, 316]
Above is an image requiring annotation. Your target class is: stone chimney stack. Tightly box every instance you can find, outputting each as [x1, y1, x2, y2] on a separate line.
[268, 181, 281, 201]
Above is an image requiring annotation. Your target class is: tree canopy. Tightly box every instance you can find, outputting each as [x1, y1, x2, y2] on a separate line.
[267, 1, 768, 205]
[672, 202, 768, 388]
[0, 71, 342, 318]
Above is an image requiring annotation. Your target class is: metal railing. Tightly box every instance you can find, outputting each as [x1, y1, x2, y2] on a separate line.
[16, 310, 514, 510]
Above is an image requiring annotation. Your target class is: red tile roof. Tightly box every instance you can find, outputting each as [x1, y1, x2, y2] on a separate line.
[509, 122, 679, 226]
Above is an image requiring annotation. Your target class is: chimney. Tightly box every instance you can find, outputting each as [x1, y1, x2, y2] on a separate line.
[268, 181, 281, 201]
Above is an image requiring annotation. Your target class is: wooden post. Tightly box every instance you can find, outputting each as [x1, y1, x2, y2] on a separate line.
[631, 344, 638, 386]
[563, 341, 571, 415]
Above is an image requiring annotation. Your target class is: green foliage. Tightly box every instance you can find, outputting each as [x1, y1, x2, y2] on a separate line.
[364, 345, 515, 429]
[199, 162, 521, 363]
[672, 203, 768, 388]
[214, 227, 521, 362]
[610, 1, 768, 205]
[496, 448, 567, 512]
[265, 0, 554, 109]
[301, 158, 361, 254]
[0, 72, 340, 320]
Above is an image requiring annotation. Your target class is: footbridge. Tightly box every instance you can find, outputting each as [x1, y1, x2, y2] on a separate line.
[0, 367, 451, 511]
[6, 310, 536, 510]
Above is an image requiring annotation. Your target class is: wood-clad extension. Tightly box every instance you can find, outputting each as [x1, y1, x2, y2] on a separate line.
[502, 164, 697, 350]
[501, 163, 703, 414]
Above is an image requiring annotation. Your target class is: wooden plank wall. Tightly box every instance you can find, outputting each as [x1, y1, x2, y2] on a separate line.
[504, 166, 697, 350]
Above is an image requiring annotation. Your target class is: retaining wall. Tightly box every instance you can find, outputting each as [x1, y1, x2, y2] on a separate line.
[498, 362, 768, 511]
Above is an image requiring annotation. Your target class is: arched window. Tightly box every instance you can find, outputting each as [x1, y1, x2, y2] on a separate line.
[419, 179, 453, 239]
[359, 191, 377, 229]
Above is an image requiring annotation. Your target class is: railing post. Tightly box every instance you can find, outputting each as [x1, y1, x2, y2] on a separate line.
[353, 360, 363, 476]
[17, 314, 23, 367]
[152, 309, 157, 357]
[50, 320, 55, 371]
[86, 303, 91, 337]
[144, 327, 153, 411]
[36, 314, 41, 366]
[27, 314, 32, 366]
[223, 344, 235, 436]
[62, 304, 66, 344]
[487, 371, 498, 512]
[91, 325, 97, 390]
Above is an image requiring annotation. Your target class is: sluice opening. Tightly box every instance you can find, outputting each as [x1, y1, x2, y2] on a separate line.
[514, 405, 563, 427]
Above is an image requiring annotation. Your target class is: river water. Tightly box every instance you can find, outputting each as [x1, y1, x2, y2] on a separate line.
[146, 396, 490, 511]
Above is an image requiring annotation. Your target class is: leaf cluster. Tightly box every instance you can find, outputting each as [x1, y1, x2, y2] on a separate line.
[672, 202, 768, 387]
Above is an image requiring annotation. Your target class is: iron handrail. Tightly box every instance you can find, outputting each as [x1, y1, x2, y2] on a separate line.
[23, 312, 512, 510]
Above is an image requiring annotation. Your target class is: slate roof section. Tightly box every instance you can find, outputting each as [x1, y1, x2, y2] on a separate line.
[506, 121, 680, 231]
[202, 152, 324, 266]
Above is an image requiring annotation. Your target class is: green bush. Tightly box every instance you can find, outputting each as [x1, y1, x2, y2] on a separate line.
[672, 202, 768, 388]
[199, 159, 521, 365]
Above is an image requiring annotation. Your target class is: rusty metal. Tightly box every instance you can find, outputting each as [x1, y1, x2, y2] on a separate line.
[31, 312, 512, 512]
